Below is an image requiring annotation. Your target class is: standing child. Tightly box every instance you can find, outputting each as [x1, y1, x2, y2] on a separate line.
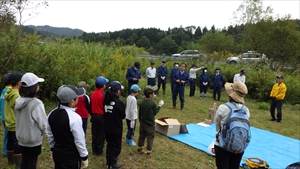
[104, 81, 125, 169]
[137, 85, 164, 157]
[4, 71, 24, 167]
[90, 76, 109, 155]
[75, 81, 91, 135]
[0, 73, 11, 157]
[15, 72, 46, 169]
[125, 84, 141, 146]
[46, 85, 88, 169]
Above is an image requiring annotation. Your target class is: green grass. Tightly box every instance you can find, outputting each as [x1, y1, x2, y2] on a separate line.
[0, 84, 299, 169]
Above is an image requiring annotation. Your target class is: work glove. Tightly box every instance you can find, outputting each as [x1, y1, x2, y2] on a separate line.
[158, 100, 164, 107]
[153, 94, 157, 98]
[161, 76, 165, 80]
[81, 159, 88, 169]
[130, 120, 135, 128]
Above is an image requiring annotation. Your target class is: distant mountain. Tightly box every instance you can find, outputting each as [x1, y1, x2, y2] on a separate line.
[26, 25, 84, 37]
[21, 26, 61, 39]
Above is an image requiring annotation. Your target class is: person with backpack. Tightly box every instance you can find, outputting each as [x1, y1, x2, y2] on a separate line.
[214, 82, 250, 169]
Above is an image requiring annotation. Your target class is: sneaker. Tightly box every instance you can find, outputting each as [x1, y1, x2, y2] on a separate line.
[137, 148, 145, 154]
[146, 151, 152, 158]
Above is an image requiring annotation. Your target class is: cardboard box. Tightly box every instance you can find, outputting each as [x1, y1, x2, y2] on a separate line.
[208, 108, 216, 123]
[155, 117, 180, 136]
[205, 119, 212, 125]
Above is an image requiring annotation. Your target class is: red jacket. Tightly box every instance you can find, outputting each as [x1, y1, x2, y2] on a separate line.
[90, 88, 105, 115]
[75, 95, 90, 118]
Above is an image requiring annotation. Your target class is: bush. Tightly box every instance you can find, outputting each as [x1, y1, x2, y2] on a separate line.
[257, 102, 270, 110]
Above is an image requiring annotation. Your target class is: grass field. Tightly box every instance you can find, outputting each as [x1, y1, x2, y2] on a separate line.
[0, 81, 299, 169]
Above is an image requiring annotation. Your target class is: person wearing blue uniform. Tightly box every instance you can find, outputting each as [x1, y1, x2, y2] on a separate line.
[171, 63, 190, 111]
[170, 62, 179, 96]
[157, 60, 168, 95]
[126, 62, 142, 95]
[212, 68, 224, 101]
[199, 68, 209, 99]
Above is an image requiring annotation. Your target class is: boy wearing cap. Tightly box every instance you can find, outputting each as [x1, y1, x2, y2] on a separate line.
[137, 85, 164, 157]
[4, 71, 24, 167]
[90, 76, 109, 155]
[103, 81, 125, 169]
[125, 84, 141, 146]
[170, 62, 179, 95]
[146, 62, 156, 86]
[189, 64, 203, 97]
[233, 69, 246, 83]
[46, 85, 88, 169]
[172, 63, 190, 111]
[269, 75, 287, 123]
[212, 68, 224, 101]
[126, 62, 142, 95]
[75, 81, 91, 135]
[15, 73, 46, 169]
[157, 60, 168, 95]
[214, 82, 250, 169]
[0, 73, 11, 157]
[199, 68, 209, 99]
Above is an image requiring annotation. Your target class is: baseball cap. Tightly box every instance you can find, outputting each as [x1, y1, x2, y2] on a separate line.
[144, 85, 158, 95]
[240, 69, 245, 74]
[215, 68, 220, 70]
[276, 75, 284, 79]
[95, 76, 109, 88]
[150, 61, 155, 65]
[131, 84, 141, 92]
[191, 64, 197, 68]
[3, 73, 10, 84]
[56, 85, 85, 104]
[134, 62, 140, 69]
[21, 73, 44, 87]
[78, 81, 89, 88]
[109, 81, 124, 92]
[8, 71, 24, 85]
[162, 60, 166, 63]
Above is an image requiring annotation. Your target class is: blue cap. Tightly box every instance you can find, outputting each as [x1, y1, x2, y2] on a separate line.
[131, 84, 141, 92]
[109, 81, 124, 92]
[240, 69, 245, 74]
[95, 76, 109, 88]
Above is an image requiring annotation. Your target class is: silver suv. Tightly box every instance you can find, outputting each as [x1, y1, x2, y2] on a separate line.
[226, 51, 268, 64]
[171, 50, 201, 60]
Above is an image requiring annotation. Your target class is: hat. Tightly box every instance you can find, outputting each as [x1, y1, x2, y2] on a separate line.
[8, 71, 24, 85]
[162, 60, 166, 63]
[21, 73, 44, 87]
[109, 81, 124, 92]
[78, 81, 89, 88]
[3, 73, 10, 84]
[131, 84, 141, 92]
[225, 82, 248, 104]
[240, 69, 245, 74]
[95, 76, 109, 87]
[144, 85, 158, 95]
[57, 85, 85, 104]
[191, 64, 197, 68]
[173, 62, 179, 65]
[150, 61, 155, 65]
[276, 75, 284, 79]
[215, 68, 220, 70]
[134, 62, 140, 69]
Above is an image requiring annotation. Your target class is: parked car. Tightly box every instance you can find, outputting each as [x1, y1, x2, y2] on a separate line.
[226, 51, 268, 64]
[171, 50, 204, 60]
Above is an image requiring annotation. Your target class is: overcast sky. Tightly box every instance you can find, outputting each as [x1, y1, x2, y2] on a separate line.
[21, 1, 300, 33]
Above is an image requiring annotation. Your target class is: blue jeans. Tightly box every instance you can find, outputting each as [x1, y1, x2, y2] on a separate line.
[126, 119, 136, 139]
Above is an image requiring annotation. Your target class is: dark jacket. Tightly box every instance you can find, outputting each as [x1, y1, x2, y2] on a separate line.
[173, 71, 190, 87]
[212, 73, 224, 87]
[158, 66, 168, 77]
[200, 73, 210, 86]
[126, 66, 141, 84]
[170, 68, 179, 83]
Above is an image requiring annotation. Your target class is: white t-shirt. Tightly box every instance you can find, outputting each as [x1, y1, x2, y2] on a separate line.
[146, 67, 156, 78]
[125, 95, 138, 120]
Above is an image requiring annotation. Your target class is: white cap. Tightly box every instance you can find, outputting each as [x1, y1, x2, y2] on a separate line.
[21, 73, 44, 87]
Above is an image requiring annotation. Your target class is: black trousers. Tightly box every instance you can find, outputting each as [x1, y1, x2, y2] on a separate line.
[189, 78, 196, 96]
[91, 114, 105, 154]
[7, 131, 21, 154]
[20, 145, 41, 169]
[105, 132, 122, 166]
[53, 151, 81, 169]
[147, 78, 156, 86]
[270, 99, 283, 121]
[158, 78, 166, 91]
[200, 85, 208, 94]
[214, 145, 244, 169]
[213, 86, 222, 101]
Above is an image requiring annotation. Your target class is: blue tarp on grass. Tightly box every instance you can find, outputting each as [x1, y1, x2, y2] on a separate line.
[165, 123, 300, 168]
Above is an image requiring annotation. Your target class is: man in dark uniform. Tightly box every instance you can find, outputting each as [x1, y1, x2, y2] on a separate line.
[126, 62, 142, 95]
[171, 63, 190, 111]
[170, 62, 179, 95]
[157, 60, 168, 95]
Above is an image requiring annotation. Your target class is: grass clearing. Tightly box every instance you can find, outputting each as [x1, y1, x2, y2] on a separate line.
[0, 84, 299, 169]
